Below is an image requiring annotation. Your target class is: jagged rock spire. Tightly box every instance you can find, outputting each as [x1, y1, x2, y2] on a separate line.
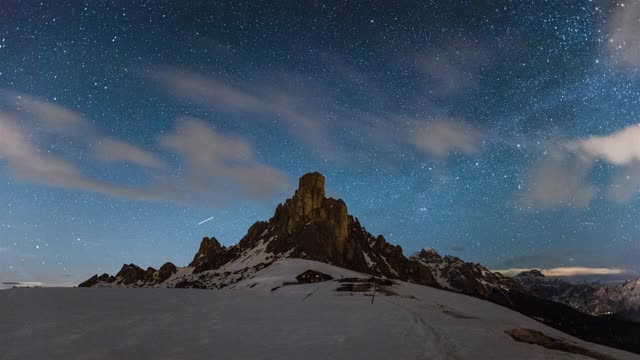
[297, 172, 326, 217]
[190, 236, 235, 273]
[269, 172, 348, 257]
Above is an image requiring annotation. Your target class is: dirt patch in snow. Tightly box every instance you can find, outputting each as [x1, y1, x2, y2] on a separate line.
[335, 283, 372, 292]
[505, 328, 619, 360]
[337, 277, 396, 286]
[437, 304, 476, 319]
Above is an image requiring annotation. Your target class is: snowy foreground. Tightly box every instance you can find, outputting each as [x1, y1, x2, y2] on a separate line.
[1, 259, 636, 360]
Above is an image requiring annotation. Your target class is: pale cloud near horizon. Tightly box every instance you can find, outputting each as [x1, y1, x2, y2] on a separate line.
[494, 267, 626, 277]
[0, 91, 289, 206]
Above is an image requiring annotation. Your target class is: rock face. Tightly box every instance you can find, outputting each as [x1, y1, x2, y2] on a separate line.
[265, 172, 349, 262]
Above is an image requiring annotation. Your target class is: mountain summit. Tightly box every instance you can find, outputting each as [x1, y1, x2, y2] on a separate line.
[77, 172, 528, 296]
[80, 172, 513, 290]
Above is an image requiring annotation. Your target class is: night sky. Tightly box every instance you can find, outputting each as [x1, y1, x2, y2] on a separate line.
[1, 1, 640, 287]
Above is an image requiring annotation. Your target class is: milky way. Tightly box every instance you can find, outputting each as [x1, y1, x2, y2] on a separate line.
[1, 1, 639, 285]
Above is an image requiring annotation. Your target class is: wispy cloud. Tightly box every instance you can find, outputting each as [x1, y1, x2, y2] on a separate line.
[411, 119, 483, 158]
[608, 2, 640, 70]
[160, 118, 290, 202]
[519, 147, 595, 209]
[563, 124, 640, 204]
[150, 69, 334, 157]
[94, 138, 166, 170]
[569, 124, 640, 165]
[520, 124, 640, 208]
[607, 164, 640, 204]
[416, 41, 491, 95]
[3, 90, 93, 136]
[0, 91, 289, 206]
[151, 68, 488, 165]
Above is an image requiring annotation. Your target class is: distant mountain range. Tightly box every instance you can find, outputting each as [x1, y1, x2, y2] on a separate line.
[514, 269, 640, 318]
[80, 172, 640, 355]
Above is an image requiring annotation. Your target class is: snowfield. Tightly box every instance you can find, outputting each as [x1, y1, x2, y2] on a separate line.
[1, 259, 636, 360]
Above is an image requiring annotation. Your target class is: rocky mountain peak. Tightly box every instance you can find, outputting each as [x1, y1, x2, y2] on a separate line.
[270, 172, 348, 256]
[190, 236, 235, 273]
[515, 269, 545, 278]
[413, 247, 442, 261]
[79, 171, 438, 288]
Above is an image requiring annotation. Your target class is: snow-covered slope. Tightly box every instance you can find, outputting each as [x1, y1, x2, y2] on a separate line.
[2, 259, 636, 360]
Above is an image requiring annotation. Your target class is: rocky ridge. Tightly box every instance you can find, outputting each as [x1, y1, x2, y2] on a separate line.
[82, 173, 437, 289]
[411, 248, 523, 299]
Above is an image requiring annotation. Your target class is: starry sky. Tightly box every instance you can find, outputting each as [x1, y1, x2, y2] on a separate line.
[1, 1, 640, 287]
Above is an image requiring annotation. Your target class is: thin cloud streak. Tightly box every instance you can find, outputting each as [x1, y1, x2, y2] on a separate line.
[150, 69, 335, 158]
[94, 138, 166, 170]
